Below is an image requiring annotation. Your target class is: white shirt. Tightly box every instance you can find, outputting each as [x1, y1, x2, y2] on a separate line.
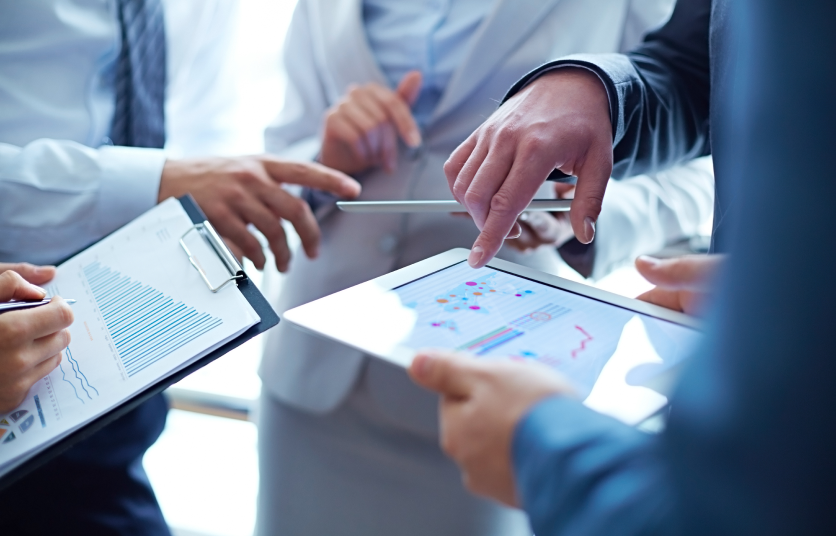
[0, 0, 238, 265]
[362, 0, 492, 127]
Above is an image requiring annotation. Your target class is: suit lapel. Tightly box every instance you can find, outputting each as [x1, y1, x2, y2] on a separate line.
[431, 0, 564, 123]
[310, 0, 387, 94]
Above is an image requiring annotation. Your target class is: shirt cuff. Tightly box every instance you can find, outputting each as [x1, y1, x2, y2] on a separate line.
[96, 145, 166, 237]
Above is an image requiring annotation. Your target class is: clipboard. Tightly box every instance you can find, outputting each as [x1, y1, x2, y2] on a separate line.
[0, 195, 279, 489]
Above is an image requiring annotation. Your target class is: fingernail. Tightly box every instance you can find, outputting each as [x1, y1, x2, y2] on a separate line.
[637, 255, 660, 267]
[468, 245, 484, 267]
[34, 266, 54, 276]
[583, 217, 596, 243]
[409, 131, 422, 147]
[413, 354, 432, 379]
[32, 284, 47, 295]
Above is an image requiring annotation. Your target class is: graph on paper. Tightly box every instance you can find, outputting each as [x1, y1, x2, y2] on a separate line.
[84, 261, 223, 377]
[391, 262, 704, 397]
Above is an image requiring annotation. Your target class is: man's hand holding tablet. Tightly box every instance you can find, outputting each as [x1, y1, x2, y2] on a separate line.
[406, 253, 720, 507]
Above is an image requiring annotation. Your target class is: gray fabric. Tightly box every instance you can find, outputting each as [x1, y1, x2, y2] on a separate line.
[111, 0, 166, 148]
[255, 358, 532, 536]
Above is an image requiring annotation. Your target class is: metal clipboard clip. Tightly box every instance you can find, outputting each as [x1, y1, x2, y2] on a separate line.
[179, 221, 245, 293]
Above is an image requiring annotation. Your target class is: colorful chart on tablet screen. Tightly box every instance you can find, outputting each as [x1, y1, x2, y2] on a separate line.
[393, 262, 702, 397]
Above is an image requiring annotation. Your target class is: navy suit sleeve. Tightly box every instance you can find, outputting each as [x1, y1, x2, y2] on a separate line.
[503, 0, 712, 180]
[512, 2, 836, 535]
[514, 398, 679, 536]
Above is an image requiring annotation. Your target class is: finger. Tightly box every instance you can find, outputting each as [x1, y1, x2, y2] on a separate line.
[339, 105, 379, 163]
[408, 350, 475, 398]
[506, 222, 522, 240]
[230, 195, 293, 271]
[213, 212, 266, 269]
[0, 271, 47, 302]
[260, 158, 361, 199]
[325, 114, 372, 165]
[380, 123, 398, 174]
[505, 221, 536, 252]
[567, 143, 612, 244]
[369, 84, 421, 148]
[635, 255, 722, 291]
[220, 236, 245, 264]
[30, 352, 63, 382]
[452, 140, 491, 212]
[553, 182, 576, 199]
[461, 142, 514, 230]
[264, 188, 321, 262]
[5, 296, 74, 340]
[469, 156, 548, 268]
[636, 287, 686, 312]
[395, 70, 423, 106]
[349, 88, 389, 126]
[445, 133, 479, 200]
[521, 212, 561, 243]
[0, 263, 56, 285]
[30, 328, 72, 366]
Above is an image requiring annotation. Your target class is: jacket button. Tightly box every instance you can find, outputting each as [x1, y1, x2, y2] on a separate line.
[378, 234, 398, 254]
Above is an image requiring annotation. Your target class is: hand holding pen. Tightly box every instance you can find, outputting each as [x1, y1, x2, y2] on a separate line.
[0, 264, 74, 413]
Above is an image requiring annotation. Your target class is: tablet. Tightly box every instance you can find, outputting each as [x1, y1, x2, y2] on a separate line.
[336, 199, 571, 213]
[282, 249, 702, 425]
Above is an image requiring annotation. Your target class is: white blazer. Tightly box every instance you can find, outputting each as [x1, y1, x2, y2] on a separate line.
[261, 0, 714, 413]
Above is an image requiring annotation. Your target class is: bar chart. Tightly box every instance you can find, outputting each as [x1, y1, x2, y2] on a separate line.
[84, 262, 223, 377]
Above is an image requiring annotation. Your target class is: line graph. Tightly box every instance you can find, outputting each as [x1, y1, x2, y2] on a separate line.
[84, 261, 223, 377]
[59, 346, 99, 403]
[571, 326, 593, 358]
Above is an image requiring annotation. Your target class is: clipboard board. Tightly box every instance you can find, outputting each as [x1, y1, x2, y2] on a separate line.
[0, 195, 279, 489]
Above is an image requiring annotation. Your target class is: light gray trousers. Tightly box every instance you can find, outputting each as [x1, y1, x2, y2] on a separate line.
[255, 358, 531, 536]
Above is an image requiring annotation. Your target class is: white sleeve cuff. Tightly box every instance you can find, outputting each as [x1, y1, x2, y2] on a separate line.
[96, 145, 166, 236]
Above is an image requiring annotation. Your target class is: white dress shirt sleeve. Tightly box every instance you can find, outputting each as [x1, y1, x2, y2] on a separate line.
[0, 139, 165, 265]
[590, 156, 715, 280]
[264, 0, 328, 162]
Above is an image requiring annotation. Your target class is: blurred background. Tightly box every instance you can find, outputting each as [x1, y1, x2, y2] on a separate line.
[144, 1, 709, 534]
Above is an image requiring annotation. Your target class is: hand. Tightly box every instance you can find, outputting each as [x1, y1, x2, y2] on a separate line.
[409, 350, 576, 507]
[444, 68, 612, 268]
[506, 183, 576, 253]
[320, 71, 423, 175]
[159, 156, 361, 272]
[0, 270, 73, 413]
[635, 254, 723, 316]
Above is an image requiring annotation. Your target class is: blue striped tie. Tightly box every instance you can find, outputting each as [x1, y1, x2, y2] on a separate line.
[110, 0, 166, 149]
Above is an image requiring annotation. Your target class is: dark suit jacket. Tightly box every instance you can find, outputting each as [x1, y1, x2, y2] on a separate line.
[510, 0, 836, 534]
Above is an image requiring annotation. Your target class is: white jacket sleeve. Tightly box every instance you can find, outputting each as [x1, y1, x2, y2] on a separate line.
[264, 0, 329, 162]
[590, 156, 715, 280]
[0, 139, 165, 265]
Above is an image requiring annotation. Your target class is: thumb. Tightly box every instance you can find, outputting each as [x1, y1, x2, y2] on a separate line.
[0, 270, 48, 302]
[635, 255, 722, 291]
[396, 71, 423, 106]
[409, 350, 475, 398]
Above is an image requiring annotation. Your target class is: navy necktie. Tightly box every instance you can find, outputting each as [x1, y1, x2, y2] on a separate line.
[110, 0, 166, 149]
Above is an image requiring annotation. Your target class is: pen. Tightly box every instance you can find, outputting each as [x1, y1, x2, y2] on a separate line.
[0, 298, 77, 314]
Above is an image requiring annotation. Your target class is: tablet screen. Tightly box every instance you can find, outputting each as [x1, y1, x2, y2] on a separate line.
[393, 261, 702, 400]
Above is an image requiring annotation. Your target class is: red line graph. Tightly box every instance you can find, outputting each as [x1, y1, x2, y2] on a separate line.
[570, 326, 593, 358]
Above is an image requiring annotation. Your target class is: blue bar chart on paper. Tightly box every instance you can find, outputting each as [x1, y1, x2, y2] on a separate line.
[83, 261, 223, 377]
